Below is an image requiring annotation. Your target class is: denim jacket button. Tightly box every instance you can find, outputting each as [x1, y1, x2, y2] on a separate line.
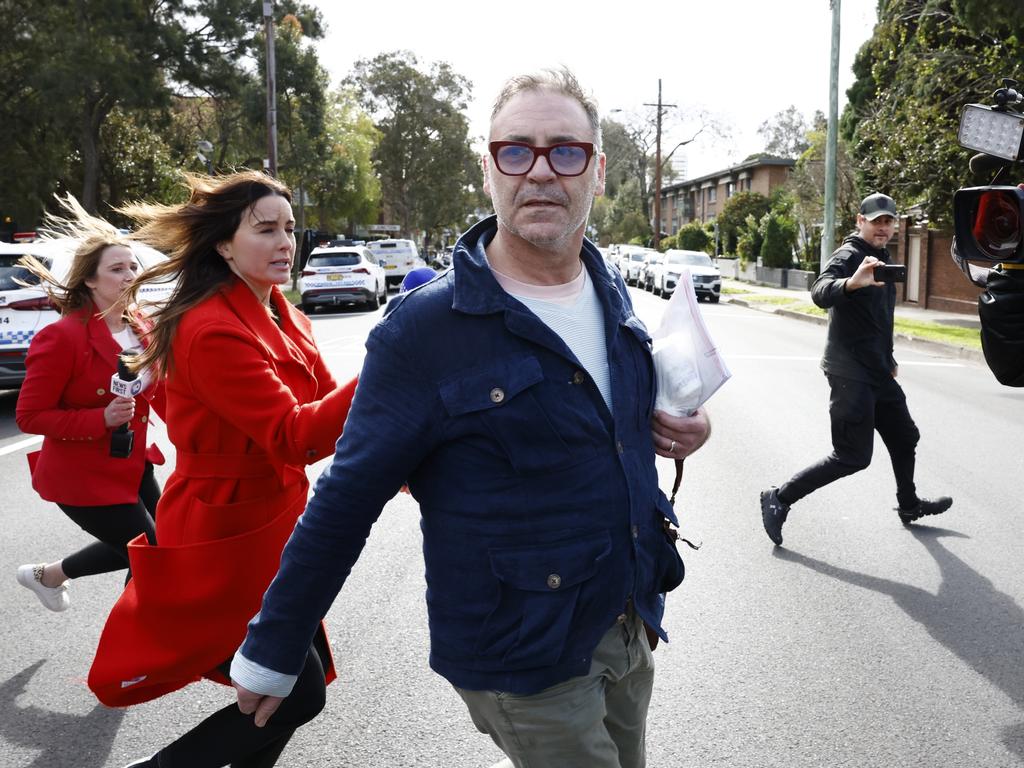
[489, 387, 505, 404]
[546, 573, 562, 590]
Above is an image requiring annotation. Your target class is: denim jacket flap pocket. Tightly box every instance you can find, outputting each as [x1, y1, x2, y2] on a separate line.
[439, 356, 544, 417]
[489, 531, 611, 592]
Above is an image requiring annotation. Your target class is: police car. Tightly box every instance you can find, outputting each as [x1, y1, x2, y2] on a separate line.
[298, 245, 388, 313]
[0, 239, 170, 389]
[366, 238, 425, 288]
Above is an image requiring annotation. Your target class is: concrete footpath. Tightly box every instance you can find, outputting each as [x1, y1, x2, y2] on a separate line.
[721, 277, 985, 363]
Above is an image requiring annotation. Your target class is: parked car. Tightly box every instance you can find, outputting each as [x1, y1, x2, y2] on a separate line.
[367, 238, 424, 288]
[298, 245, 387, 312]
[647, 249, 722, 302]
[0, 239, 170, 389]
[622, 247, 656, 286]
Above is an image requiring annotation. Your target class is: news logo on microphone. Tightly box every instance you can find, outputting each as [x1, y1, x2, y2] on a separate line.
[110, 348, 142, 459]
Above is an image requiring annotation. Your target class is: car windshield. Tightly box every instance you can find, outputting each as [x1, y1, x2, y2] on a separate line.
[0, 254, 42, 290]
[309, 253, 360, 267]
[669, 253, 713, 267]
[630, 253, 645, 261]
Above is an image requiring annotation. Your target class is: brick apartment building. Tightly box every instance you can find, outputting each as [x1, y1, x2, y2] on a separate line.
[657, 156, 795, 235]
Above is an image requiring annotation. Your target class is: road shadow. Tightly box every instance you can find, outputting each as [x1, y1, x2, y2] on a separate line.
[774, 525, 1024, 762]
[0, 660, 125, 767]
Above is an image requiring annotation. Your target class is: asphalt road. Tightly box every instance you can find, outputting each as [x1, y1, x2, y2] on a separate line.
[1, 289, 1023, 768]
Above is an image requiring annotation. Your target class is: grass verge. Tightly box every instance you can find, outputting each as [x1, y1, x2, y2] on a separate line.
[734, 293, 980, 348]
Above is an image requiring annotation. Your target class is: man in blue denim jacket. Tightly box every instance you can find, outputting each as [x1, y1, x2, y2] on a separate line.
[231, 68, 710, 768]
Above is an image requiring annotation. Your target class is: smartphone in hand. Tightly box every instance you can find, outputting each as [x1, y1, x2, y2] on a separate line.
[874, 264, 907, 283]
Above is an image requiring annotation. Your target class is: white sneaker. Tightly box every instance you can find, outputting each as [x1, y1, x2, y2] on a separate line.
[16, 564, 69, 612]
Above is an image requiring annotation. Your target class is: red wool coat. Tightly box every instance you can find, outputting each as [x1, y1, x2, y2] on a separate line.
[16, 306, 166, 506]
[89, 277, 355, 706]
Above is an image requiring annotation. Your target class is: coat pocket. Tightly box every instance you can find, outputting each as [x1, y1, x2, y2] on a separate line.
[476, 532, 612, 670]
[439, 356, 584, 475]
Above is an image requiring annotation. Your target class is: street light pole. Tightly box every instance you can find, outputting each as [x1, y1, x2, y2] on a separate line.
[821, 0, 841, 269]
[263, 1, 278, 177]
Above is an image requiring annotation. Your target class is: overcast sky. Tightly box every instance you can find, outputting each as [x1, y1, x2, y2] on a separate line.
[314, 0, 879, 179]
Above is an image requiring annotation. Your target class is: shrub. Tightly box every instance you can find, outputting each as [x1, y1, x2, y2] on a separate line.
[676, 221, 711, 252]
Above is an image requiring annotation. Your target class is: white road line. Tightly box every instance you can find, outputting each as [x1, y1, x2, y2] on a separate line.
[0, 435, 42, 457]
[726, 354, 964, 367]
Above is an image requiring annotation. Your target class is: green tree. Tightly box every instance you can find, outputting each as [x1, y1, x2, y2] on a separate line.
[842, 0, 1024, 226]
[716, 191, 770, 256]
[347, 51, 480, 248]
[757, 105, 816, 158]
[760, 211, 799, 268]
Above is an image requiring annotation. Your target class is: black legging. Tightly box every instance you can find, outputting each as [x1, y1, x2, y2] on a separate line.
[56, 461, 161, 578]
[155, 643, 328, 768]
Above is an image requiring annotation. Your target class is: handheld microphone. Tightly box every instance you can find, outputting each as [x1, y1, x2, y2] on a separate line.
[109, 348, 142, 459]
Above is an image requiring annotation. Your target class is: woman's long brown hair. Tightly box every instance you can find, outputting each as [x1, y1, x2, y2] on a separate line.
[124, 171, 291, 376]
[18, 194, 137, 318]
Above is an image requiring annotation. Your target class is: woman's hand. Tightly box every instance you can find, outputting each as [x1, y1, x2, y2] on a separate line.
[104, 396, 135, 429]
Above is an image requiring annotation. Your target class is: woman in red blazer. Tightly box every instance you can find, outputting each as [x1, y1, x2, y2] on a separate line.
[15, 201, 165, 612]
[88, 171, 357, 768]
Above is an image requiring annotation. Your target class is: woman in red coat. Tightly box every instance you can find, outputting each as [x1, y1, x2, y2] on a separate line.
[88, 171, 356, 768]
[15, 199, 165, 611]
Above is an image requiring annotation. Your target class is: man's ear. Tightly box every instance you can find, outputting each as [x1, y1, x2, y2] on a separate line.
[595, 152, 607, 198]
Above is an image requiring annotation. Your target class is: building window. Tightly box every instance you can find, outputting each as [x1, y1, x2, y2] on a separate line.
[726, 181, 735, 198]
[707, 187, 717, 203]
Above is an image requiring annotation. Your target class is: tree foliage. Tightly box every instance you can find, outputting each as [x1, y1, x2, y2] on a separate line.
[716, 191, 771, 256]
[347, 51, 480, 247]
[757, 106, 817, 158]
[675, 221, 712, 253]
[842, 0, 1024, 226]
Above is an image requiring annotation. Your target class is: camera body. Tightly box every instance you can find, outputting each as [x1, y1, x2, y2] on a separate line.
[952, 80, 1024, 387]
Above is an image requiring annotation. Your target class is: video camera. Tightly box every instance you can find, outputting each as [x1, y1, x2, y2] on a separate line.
[952, 78, 1024, 386]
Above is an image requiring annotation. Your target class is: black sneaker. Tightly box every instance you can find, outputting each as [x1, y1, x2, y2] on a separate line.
[897, 496, 952, 525]
[761, 487, 790, 545]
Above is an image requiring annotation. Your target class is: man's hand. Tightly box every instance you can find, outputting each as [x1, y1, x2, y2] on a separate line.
[234, 681, 284, 728]
[652, 407, 710, 459]
[845, 255, 884, 292]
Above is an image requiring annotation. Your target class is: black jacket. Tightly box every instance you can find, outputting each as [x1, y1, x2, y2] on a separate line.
[811, 234, 897, 383]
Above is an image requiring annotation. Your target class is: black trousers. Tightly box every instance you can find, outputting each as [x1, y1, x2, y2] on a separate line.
[56, 461, 161, 579]
[156, 642, 328, 768]
[780, 373, 921, 510]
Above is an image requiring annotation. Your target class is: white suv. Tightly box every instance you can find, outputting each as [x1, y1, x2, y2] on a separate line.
[298, 246, 387, 312]
[647, 249, 721, 302]
[0, 239, 170, 389]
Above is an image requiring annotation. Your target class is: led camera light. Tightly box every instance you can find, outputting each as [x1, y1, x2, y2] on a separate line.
[958, 104, 1024, 162]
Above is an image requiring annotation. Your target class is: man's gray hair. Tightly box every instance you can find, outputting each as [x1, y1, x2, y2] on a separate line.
[491, 67, 602, 149]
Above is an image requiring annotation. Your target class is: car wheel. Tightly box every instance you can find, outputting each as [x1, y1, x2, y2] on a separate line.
[365, 289, 380, 310]
[379, 281, 387, 305]
[710, 295, 720, 303]
[652, 279, 660, 296]
[301, 302, 313, 314]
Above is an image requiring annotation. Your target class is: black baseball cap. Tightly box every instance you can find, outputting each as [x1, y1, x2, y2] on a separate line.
[859, 193, 897, 221]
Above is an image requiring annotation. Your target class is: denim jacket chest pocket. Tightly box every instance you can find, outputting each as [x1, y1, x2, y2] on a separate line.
[439, 355, 600, 475]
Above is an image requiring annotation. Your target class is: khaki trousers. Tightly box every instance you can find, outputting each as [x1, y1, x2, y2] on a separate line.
[455, 609, 655, 768]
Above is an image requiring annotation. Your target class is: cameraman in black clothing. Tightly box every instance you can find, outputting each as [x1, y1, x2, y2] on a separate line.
[761, 193, 953, 546]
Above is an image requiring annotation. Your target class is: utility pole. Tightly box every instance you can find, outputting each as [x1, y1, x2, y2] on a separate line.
[821, 0, 841, 269]
[644, 79, 676, 250]
[263, 1, 278, 177]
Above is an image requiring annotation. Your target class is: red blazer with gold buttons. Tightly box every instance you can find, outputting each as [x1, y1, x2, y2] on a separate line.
[16, 305, 166, 507]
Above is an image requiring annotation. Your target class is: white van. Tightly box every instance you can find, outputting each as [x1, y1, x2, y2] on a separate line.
[366, 238, 423, 288]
